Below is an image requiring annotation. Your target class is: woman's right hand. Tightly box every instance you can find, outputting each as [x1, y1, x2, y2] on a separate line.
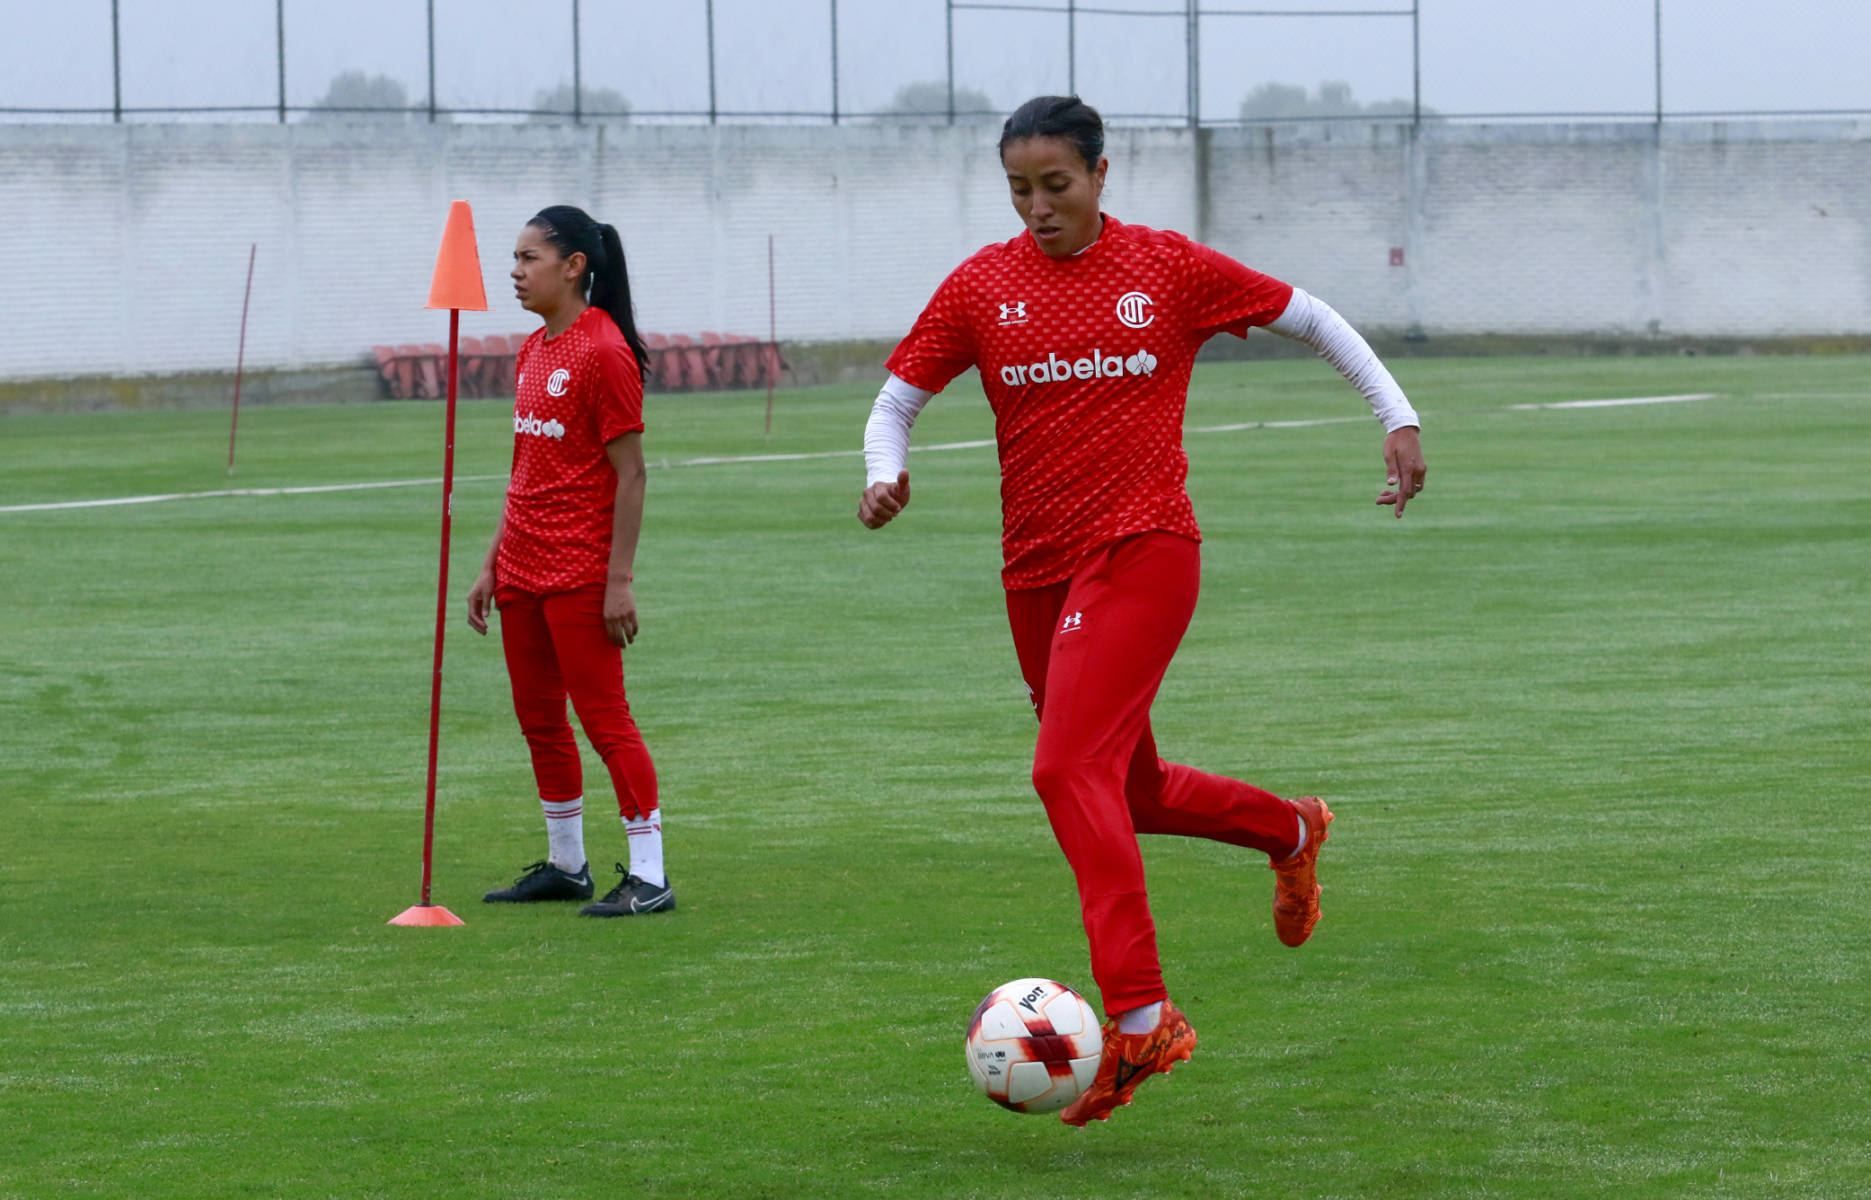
[466, 569, 496, 635]
[858, 470, 911, 529]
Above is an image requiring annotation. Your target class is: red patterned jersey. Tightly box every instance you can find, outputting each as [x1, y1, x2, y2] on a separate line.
[886, 216, 1293, 588]
[497, 305, 645, 594]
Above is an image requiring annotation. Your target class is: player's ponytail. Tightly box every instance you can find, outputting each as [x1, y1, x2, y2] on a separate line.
[526, 205, 651, 383]
[588, 222, 651, 384]
[999, 95, 1104, 171]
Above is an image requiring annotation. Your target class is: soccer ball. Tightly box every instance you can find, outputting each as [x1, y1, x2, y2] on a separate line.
[965, 978, 1104, 1113]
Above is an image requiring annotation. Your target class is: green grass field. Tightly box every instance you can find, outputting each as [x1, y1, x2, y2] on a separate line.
[3, 354, 1867, 1199]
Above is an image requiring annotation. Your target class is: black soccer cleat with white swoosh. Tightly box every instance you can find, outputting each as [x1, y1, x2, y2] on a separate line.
[483, 860, 594, 903]
[579, 864, 675, 917]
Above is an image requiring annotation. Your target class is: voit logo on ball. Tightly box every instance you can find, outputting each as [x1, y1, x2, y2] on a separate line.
[999, 348, 1157, 387]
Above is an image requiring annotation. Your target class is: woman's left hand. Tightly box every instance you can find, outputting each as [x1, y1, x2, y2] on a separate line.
[1376, 426, 1427, 518]
[604, 580, 638, 647]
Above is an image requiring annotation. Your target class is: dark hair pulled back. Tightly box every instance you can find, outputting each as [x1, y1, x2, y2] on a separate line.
[998, 95, 1104, 170]
[527, 204, 650, 383]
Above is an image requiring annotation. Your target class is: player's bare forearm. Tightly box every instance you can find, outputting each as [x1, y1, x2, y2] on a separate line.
[603, 433, 646, 646]
[480, 507, 507, 573]
[466, 508, 507, 635]
[605, 432, 646, 584]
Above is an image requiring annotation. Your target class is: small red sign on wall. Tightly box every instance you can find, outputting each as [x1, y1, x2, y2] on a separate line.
[1389, 247, 1405, 267]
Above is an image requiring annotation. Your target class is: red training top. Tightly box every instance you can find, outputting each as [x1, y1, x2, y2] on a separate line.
[497, 305, 645, 594]
[886, 216, 1294, 589]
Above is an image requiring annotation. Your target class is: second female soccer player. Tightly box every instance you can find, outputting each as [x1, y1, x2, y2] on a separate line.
[466, 204, 673, 918]
[859, 96, 1426, 1124]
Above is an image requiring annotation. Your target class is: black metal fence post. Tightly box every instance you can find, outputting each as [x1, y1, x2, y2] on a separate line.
[1653, 0, 1664, 123]
[945, 0, 955, 124]
[706, 0, 717, 124]
[275, 0, 286, 123]
[1412, 1, 1421, 126]
[572, 0, 582, 122]
[110, 0, 122, 123]
[427, 0, 437, 121]
[830, 0, 839, 124]
[1185, 0, 1199, 129]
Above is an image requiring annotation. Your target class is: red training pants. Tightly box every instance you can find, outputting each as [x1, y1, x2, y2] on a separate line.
[1005, 532, 1301, 1016]
[496, 584, 657, 819]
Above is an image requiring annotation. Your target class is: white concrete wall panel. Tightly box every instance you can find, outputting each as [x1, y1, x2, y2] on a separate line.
[1660, 130, 1871, 335]
[0, 120, 1865, 380]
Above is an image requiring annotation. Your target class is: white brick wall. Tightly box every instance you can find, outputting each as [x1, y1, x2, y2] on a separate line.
[0, 119, 1865, 380]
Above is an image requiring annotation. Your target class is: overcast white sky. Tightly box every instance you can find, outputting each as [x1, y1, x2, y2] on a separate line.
[2, 0, 1866, 121]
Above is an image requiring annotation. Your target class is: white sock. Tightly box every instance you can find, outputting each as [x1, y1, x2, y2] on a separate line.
[542, 796, 585, 873]
[1290, 810, 1308, 858]
[1116, 1001, 1163, 1035]
[624, 808, 665, 888]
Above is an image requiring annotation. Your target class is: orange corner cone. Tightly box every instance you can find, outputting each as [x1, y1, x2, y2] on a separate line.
[426, 200, 489, 312]
[389, 904, 466, 927]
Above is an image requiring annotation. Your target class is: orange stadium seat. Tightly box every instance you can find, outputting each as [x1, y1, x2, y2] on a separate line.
[373, 345, 414, 399]
[667, 335, 710, 390]
[397, 345, 437, 399]
[742, 335, 787, 388]
[421, 343, 449, 397]
[478, 334, 512, 394]
[460, 336, 490, 396]
[699, 332, 729, 388]
[644, 333, 683, 392]
[725, 334, 764, 387]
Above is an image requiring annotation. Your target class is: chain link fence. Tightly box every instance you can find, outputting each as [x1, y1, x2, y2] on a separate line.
[4, 0, 1867, 126]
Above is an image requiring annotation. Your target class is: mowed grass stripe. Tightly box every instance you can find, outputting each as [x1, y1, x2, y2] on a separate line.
[10, 382, 1814, 513]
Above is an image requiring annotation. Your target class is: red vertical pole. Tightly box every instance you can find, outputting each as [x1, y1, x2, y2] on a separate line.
[228, 243, 256, 473]
[392, 199, 479, 927]
[419, 309, 461, 906]
[764, 234, 776, 436]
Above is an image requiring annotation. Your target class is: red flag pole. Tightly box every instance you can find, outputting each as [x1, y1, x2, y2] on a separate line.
[418, 307, 461, 906]
[764, 234, 775, 437]
[227, 243, 256, 474]
[393, 200, 485, 928]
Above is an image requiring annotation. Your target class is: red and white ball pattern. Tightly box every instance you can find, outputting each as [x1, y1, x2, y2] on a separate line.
[965, 978, 1103, 1114]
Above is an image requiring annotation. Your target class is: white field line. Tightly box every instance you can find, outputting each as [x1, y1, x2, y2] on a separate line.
[665, 416, 1363, 468]
[666, 437, 991, 468]
[0, 475, 509, 514]
[1508, 392, 1715, 410]
[1188, 415, 1366, 433]
[0, 397, 1732, 515]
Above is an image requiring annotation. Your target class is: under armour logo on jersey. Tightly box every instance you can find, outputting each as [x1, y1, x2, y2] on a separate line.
[1116, 291, 1155, 329]
[546, 368, 571, 397]
[1061, 611, 1083, 633]
[998, 301, 1028, 325]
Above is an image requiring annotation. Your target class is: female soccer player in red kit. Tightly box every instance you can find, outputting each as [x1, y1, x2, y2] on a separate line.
[860, 97, 1426, 1125]
[466, 205, 673, 918]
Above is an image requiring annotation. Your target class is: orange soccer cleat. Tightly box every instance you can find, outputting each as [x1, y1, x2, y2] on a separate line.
[1271, 795, 1334, 947]
[1059, 1001, 1197, 1127]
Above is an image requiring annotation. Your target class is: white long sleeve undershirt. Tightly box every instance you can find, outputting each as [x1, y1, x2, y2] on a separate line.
[861, 287, 1418, 486]
[1265, 287, 1421, 433]
[863, 372, 934, 487]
